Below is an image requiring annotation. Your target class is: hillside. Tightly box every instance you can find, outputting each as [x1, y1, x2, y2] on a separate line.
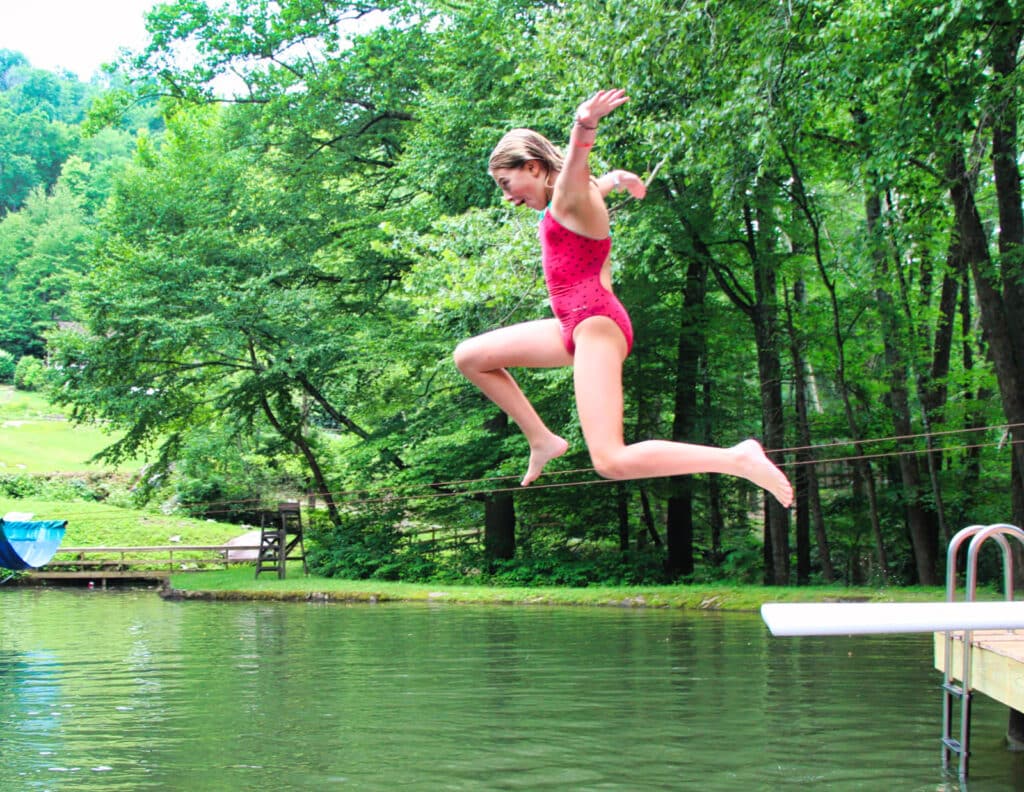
[0, 386, 245, 547]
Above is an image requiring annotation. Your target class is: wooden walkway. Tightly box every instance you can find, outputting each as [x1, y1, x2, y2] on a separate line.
[26, 544, 260, 587]
[933, 629, 1024, 711]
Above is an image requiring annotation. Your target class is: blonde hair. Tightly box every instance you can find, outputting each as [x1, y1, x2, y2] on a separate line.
[488, 128, 564, 176]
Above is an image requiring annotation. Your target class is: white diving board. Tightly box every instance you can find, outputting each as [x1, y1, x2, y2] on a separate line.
[761, 600, 1024, 636]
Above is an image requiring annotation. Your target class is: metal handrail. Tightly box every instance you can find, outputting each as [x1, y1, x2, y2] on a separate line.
[942, 523, 1024, 781]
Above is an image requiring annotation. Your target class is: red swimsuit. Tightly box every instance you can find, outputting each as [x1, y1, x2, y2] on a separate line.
[539, 209, 634, 356]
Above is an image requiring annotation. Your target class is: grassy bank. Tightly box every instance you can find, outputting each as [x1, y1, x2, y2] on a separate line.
[0, 386, 146, 474]
[1, 498, 244, 547]
[0, 388, 245, 548]
[166, 566, 954, 610]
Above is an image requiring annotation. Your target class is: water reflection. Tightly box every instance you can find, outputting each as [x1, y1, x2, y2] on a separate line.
[0, 589, 1019, 790]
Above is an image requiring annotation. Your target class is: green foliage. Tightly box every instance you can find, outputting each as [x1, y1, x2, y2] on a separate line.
[0, 168, 96, 358]
[0, 2, 1020, 589]
[307, 507, 439, 581]
[307, 511, 673, 586]
[13, 356, 45, 391]
[480, 547, 669, 587]
[159, 427, 308, 523]
[0, 350, 14, 383]
[0, 471, 111, 502]
[0, 51, 94, 215]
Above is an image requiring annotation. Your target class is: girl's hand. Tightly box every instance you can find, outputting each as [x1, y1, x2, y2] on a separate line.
[616, 170, 647, 199]
[575, 89, 629, 127]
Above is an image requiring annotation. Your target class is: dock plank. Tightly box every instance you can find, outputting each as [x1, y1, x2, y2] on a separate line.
[934, 630, 1024, 712]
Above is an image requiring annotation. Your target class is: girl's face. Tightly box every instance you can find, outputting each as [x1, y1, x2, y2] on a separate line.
[491, 161, 548, 210]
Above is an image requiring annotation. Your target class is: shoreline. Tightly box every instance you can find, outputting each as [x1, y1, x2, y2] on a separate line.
[156, 568, 955, 611]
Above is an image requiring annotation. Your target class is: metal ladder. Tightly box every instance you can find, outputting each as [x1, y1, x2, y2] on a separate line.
[941, 523, 1024, 780]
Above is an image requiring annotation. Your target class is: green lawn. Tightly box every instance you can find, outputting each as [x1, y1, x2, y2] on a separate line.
[0, 386, 147, 474]
[0, 387, 246, 550]
[0, 498, 247, 548]
[167, 567, 954, 610]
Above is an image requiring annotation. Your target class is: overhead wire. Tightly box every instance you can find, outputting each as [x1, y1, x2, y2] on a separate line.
[10, 422, 1023, 525]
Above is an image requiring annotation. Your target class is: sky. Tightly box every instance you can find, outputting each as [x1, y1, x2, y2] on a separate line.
[0, 0, 162, 79]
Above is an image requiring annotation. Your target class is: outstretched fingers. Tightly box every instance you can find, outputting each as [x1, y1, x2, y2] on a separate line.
[577, 88, 630, 124]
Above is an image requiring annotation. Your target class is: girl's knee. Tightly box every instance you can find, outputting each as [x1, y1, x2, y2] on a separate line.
[452, 339, 478, 374]
[588, 447, 629, 480]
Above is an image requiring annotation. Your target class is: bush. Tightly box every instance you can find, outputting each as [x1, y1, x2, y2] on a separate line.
[479, 546, 670, 587]
[307, 514, 674, 586]
[0, 473, 42, 498]
[309, 519, 405, 579]
[14, 356, 47, 391]
[0, 350, 14, 384]
[0, 472, 110, 501]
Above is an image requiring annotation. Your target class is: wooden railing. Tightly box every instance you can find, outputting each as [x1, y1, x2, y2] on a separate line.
[402, 527, 482, 555]
[37, 544, 262, 575]
[29, 527, 483, 582]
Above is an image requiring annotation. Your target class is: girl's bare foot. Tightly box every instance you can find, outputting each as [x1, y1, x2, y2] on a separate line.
[733, 439, 793, 508]
[521, 436, 569, 486]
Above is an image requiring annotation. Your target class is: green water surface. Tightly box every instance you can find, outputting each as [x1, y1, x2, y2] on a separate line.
[0, 589, 1019, 790]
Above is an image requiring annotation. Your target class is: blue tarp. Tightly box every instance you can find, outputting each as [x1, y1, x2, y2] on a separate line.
[0, 520, 67, 570]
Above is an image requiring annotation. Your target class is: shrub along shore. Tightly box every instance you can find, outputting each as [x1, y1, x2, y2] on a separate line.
[162, 566, 955, 611]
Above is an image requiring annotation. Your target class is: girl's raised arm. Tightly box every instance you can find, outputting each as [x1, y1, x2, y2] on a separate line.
[553, 89, 631, 218]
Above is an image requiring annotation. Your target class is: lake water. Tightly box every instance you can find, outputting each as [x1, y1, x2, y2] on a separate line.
[0, 588, 1020, 791]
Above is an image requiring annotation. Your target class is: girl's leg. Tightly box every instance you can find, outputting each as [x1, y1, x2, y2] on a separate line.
[572, 318, 794, 507]
[454, 319, 574, 486]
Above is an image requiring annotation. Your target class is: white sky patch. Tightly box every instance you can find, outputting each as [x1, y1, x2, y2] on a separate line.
[1, 0, 390, 97]
[0, 0, 162, 79]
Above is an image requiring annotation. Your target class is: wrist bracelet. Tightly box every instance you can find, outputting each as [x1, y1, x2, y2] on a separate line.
[574, 117, 597, 130]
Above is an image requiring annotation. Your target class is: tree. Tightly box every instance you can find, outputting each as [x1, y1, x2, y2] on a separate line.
[0, 177, 94, 357]
[34, 0, 1023, 585]
[0, 53, 90, 215]
[51, 106, 408, 525]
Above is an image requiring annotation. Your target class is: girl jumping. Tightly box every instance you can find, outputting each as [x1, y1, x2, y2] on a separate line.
[453, 89, 793, 508]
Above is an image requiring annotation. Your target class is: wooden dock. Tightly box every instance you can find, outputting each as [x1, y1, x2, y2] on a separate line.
[934, 630, 1024, 711]
[24, 544, 260, 587]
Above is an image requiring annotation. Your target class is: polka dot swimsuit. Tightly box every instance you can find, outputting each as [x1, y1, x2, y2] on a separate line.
[539, 209, 634, 356]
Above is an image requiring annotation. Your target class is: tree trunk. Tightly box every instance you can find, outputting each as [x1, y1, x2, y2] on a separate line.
[866, 191, 939, 584]
[702, 370, 725, 566]
[916, 246, 960, 545]
[959, 270, 986, 495]
[785, 279, 832, 583]
[988, 11, 1024, 543]
[665, 256, 708, 579]
[783, 142, 883, 582]
[297, 373, 408, 472]
[616, 484, 630, 553]
[258, 393, 341, 525]
[638, 487, 662, 548]
[484, 494, 516, 560]
[748, 202, 790, 586]
[678, 193, 789, 583]
[483, 411, 516, 560]
[753, 312, 790, 585]
[665, 492, 694, 578]
[950, 145, 1024, 523]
